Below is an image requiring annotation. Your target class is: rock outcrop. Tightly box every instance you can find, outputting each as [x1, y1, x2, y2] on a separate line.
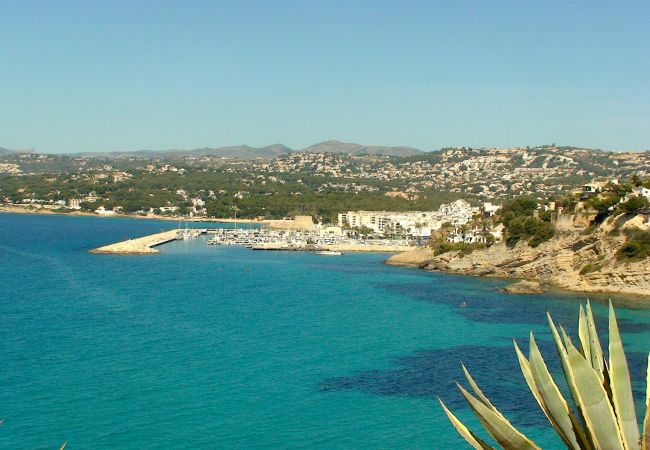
[386, 214, 650, 297]
[503, 280, 545, 294]
[384, 246, 435, 268]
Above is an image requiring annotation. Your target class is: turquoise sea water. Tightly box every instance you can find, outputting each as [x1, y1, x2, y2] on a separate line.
[1, 213, 649, 449]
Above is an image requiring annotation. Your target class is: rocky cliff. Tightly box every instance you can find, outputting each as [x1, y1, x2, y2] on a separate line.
[386, 214, 650, 297]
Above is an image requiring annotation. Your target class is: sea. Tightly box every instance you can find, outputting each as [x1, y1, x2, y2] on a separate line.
[1, 213, 648, 449]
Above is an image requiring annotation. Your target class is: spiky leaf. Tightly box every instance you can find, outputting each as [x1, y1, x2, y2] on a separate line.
[439, 398, 496, 450]
[548, 314, 587, 425]
[457, 384, 541, 450]
[578, 305, 592, 362]
[565, 343, 625, 449]
[462, 364, 505, 420]
[585, 301, 606, 382]
[528, 333, 586, 450]
[608, 302, 641, 450]
[642, 353, 649, 450]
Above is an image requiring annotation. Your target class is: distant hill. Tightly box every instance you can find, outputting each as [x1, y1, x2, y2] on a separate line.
[73, 141, 423, 159]
[301, 140, 423, 156]
[187, 144, 292, 159]
[0, 147, 36, 156]
[77, 144, 293, 160]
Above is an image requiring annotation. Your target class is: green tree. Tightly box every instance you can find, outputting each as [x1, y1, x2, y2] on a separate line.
[620, 196, 649, 215]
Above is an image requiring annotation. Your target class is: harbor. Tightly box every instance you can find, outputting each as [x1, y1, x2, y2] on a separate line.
[91, 226, 417, 254]
[207, 228, 416, 252]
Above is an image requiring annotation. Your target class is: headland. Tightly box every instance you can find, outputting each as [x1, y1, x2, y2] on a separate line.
[386, 213, 650, 297]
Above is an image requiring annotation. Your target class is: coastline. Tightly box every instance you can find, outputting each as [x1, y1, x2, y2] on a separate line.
[0, 205, 261, 224]
[385, 241, 650, 299]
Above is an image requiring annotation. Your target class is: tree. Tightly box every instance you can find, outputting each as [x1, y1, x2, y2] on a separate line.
[621, 196, 649, 215]
[440, 301, 650, 449]
[358, 225, 373, 237]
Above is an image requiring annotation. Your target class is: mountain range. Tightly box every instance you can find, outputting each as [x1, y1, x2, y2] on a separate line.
[0, 141, 424, 159]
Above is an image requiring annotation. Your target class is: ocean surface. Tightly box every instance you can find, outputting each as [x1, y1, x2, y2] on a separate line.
[1, 213, 649, 449]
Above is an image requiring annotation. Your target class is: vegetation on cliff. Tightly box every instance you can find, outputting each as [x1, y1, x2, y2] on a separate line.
[618, 229, 650, 262]
[499, 197, 555, 248]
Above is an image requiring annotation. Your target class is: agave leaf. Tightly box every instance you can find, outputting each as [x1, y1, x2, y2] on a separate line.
[515, 340, 590, 449]
[462, 364, 505, 419]
[439, 398, 496, 450]
[528, 333, 586, 450]
[515, 340, 546, 410]
[560, 324, 574, 349]
[565, 343, 625, 450]
[608, 302, 641, 450]
[548, 314, 584, 418]
[585, 301, 606, 382]
[578, 305, 592, 362]
[457, 383, 541, 450]
[642, 353, 649, 450]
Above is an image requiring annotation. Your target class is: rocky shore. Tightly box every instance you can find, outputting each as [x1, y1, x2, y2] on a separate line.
[386, 214, 650, 297]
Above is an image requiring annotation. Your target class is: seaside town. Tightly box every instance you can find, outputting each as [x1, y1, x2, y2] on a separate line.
[2, 145, 650, 256]
[4, 2, 650, 449]
[2, 144, 650, 219]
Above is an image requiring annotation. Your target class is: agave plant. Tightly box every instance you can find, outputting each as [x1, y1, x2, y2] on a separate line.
[440, 301, 650, 449]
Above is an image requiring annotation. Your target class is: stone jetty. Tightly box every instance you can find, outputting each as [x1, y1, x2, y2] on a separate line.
[90, 229, 179, 255]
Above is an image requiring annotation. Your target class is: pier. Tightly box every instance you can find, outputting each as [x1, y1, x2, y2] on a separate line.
[90, 229, 181, 254]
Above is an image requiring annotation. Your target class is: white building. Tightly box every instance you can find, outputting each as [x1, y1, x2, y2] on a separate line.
[95, 206, 116, 215]
[633, 187, 650, 200]
[338, 200, 477, 237]
[482, 202, 501, 217]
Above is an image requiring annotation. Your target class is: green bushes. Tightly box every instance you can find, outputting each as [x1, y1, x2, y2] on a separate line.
[505, 216, 555, 248]
[499, 197, 555, 248]
[430, 241, 485, 256]
[617, 228, 650, 261]
[620, 196, 649, 215]
[585, 193, 620, 224]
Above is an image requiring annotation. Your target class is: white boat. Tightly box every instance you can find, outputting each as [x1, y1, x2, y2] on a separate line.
[316, 250, 342, 256]
[178, 228, 200, 240]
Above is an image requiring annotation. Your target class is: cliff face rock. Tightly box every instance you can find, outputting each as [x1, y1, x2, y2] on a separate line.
[386, 214, 650, 297]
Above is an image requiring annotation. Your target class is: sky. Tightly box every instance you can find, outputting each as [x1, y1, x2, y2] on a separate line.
[1, 0, 649, 153]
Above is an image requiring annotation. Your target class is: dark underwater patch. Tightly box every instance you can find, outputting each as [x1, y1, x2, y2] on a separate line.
[320, 341, 649, 428]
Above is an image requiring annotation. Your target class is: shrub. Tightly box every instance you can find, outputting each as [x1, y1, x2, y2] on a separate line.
[506, 216, 555, 248]
[620, 196, 649, 215]
[431, 241, 484, 256]
[617, 228, 650, 261]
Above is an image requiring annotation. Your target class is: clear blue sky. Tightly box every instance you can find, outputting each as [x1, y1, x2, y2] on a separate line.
[1, 0, 648, 153]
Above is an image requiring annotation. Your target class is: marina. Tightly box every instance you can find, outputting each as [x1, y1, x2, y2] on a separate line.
[91, 226, 417, 254]
[206, 228, 416, 252]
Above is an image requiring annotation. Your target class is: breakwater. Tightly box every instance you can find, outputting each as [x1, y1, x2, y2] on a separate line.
[90, 229, 180, 254]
